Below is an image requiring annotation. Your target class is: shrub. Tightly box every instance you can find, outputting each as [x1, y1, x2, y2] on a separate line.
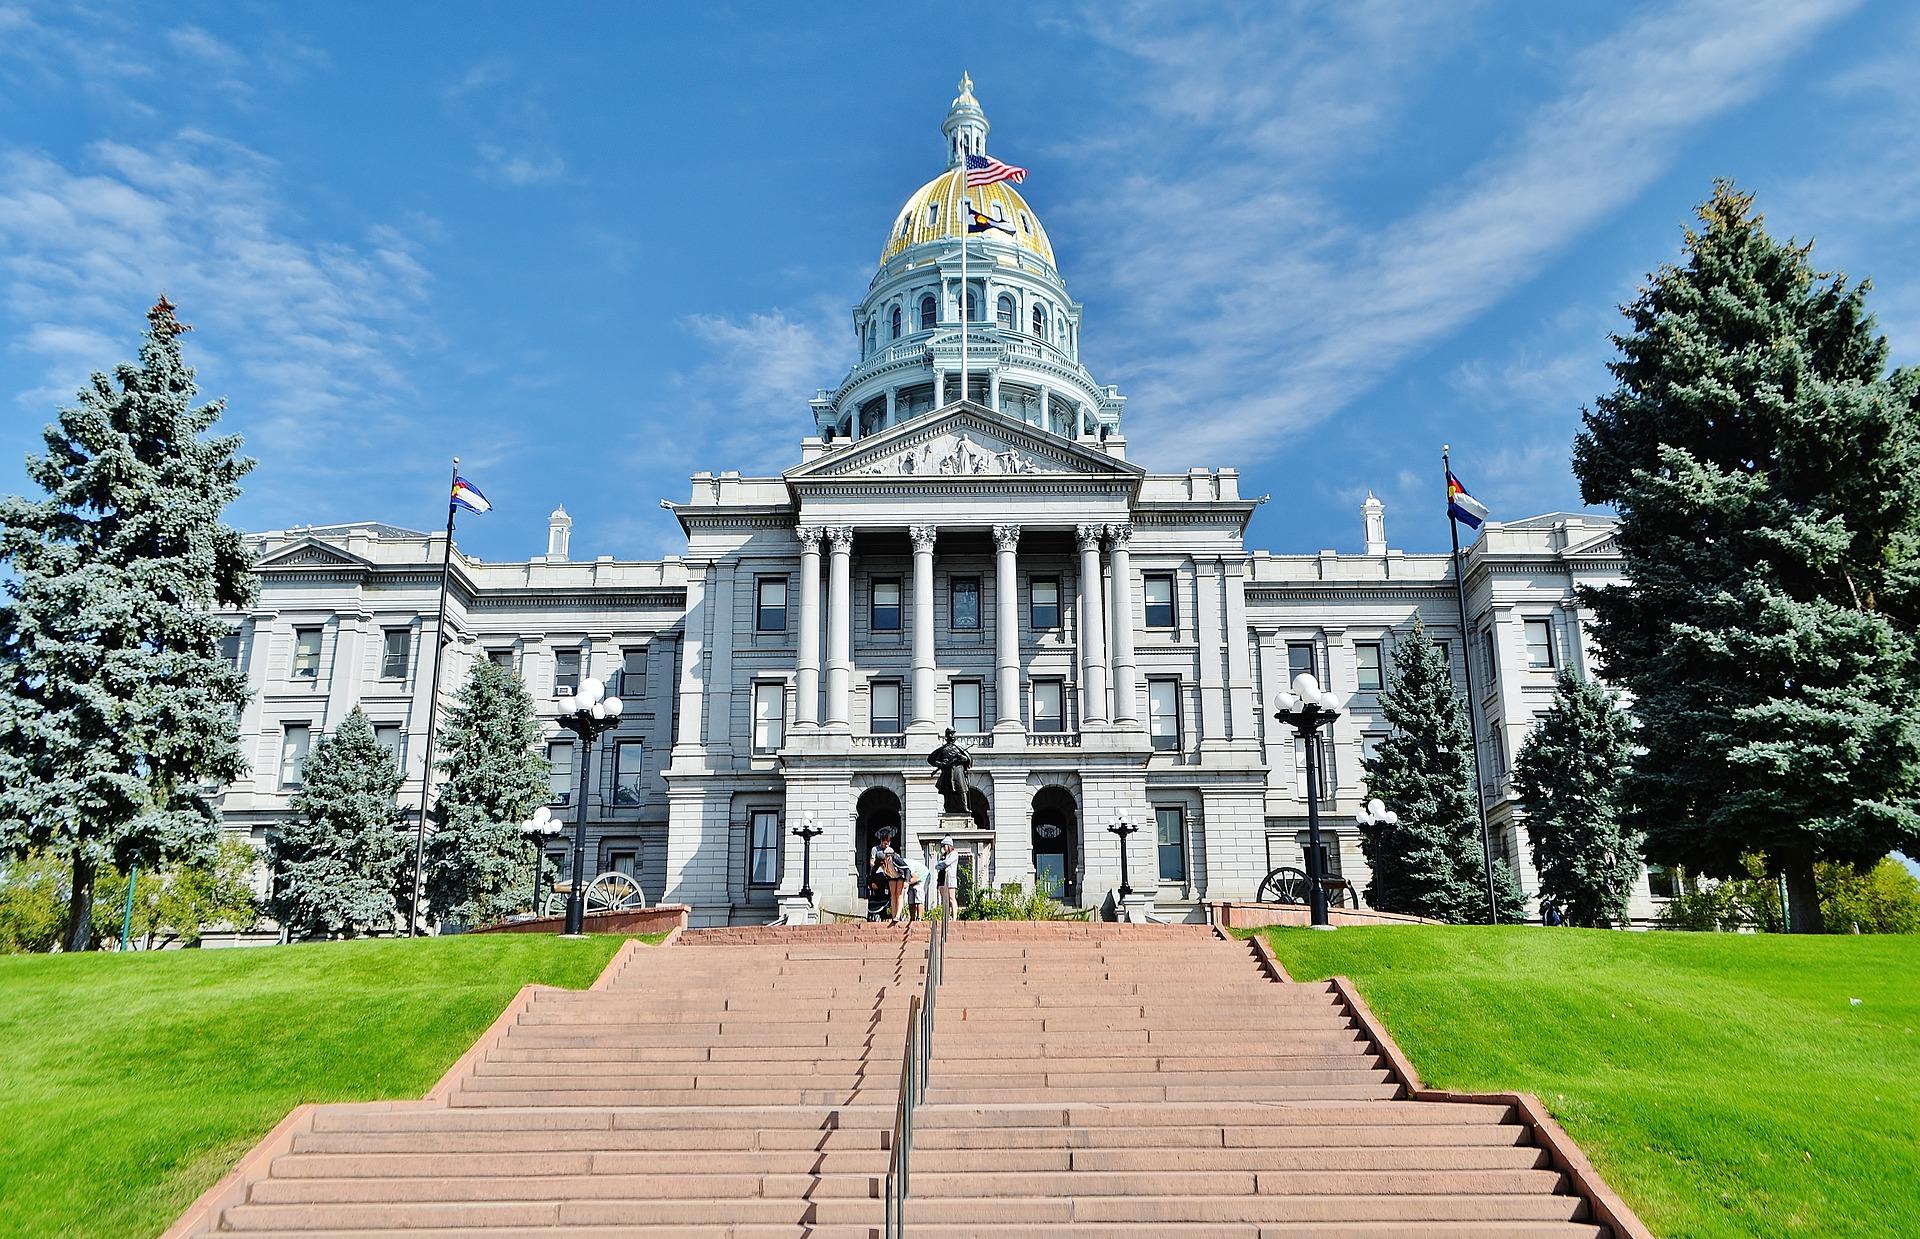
[1818, 858, 1920, 934]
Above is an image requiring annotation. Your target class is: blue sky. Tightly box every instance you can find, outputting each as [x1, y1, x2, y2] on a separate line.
[2, 1, 1916, 565]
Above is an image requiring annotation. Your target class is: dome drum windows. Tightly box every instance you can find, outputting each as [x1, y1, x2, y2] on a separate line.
[920, 295, 936, 330]
[1031, 304, 1048, 338]
[996, 294, 1015, 330]
[891, 306, 902, 339]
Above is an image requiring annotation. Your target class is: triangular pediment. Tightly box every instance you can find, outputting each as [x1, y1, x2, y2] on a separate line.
[253, 538, 375, 572]
[787, 401, 1141, 483]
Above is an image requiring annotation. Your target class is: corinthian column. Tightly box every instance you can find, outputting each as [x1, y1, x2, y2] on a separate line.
[795, 525, 822, 726]
[1077, 523, 1109, 724]
[910, 524, 937, 728]
[993, 524, 1022, 730]
[825, 526, 854, 728]
[1107, 523, 1138, 723]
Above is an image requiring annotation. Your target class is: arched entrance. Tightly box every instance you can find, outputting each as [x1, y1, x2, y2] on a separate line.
[1031, 786, 1078, 905]
[855, 786, 903, 894]
[966, 788, 990, 831]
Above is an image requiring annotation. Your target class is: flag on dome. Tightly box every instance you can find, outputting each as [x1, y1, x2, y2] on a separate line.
[966, 205, 1013, 235]
[965, 152, 1026, 187]
[1446, 470, 1488, 529]
[451, 475, 491, 515]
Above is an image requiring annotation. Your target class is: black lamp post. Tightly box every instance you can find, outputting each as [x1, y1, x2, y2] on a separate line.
[1107, 814, 1140, 898]
[520, 807, 563, 917]
[554, 675, 623, 935]
[1272, 672, 1346, 929]
[792, 812, 824, 904]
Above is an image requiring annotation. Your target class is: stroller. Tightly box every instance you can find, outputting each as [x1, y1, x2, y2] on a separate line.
[864, 867, 891, 921]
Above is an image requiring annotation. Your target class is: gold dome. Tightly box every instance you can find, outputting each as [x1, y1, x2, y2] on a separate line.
[880, 169, 1055, 267]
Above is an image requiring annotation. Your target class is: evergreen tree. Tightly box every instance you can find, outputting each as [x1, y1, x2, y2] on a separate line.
[0, 298, 255, 951]
[1358, 620, 1525, 923]
[1512, 672, 1639, 926]
[1573, 183, 1920, 932]
[424, 659, 552, 928]
[269, 708, 408, 938]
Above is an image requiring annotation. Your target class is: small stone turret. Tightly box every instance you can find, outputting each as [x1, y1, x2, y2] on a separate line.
[546, 505, 573, 561]
[941, 71, 989, 168]
[1363, 492, 1387, 555]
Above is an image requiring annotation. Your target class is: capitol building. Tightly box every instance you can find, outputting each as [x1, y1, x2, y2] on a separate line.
[216, 80, 1666, 928]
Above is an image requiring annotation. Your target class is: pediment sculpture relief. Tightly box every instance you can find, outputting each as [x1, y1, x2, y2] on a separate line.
[859, 430, 1056, 476]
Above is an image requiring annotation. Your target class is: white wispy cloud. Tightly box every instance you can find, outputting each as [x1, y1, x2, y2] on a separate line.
[650, 307, 849, 476]
[1066, 0, 1859, 470]
[476, 142, 567, 187]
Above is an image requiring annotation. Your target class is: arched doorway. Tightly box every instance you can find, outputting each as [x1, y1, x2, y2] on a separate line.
[966, 788, 990, 831]
[1031, 786, 1078, 905]
[855, 786, 903, 894]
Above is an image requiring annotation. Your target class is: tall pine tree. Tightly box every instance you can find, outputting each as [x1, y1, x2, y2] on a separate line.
[1573, 183, 1920, 932]
[424, 658, 552, 928]
[269, 707, 409, 938]
[1358, 620, 1525, 923]
[1512, 672, 1639, 926]
[0, 298, 255, 951]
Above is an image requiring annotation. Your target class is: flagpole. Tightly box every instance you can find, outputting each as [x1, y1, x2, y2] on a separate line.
[959, 174, 969, 406]
[1444, 444, 1500, 924]
[408, 456, 460, 936]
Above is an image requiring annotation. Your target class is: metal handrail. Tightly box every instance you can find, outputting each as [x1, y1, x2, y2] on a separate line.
[883, 915, 948, 1236]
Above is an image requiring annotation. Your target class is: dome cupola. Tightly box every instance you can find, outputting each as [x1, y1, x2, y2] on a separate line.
[941, 71, 989, 169]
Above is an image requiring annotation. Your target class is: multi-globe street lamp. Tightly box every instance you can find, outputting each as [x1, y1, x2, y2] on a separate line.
[1355, 797, 1399, 831]
[1272, 672, 1348, 930]
[792, 812, 824, 905]
[1106, 814, 1141, 898]
[554, 676, 623, 935]
[520, 805, 563, 918]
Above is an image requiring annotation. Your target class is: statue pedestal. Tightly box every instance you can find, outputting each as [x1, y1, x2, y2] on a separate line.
[936, 813, 977, 837]
[778, 895, 817, 926]
[1117, 891, 1161, 923]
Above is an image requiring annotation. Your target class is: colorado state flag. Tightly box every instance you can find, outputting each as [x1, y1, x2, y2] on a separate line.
[1446, 470, 1488, 529]
[451, 476, 491, 515]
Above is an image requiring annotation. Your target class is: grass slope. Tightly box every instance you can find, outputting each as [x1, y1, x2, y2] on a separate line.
[0, 933, 626, 1238]
[1261, 926, 1919, 1239]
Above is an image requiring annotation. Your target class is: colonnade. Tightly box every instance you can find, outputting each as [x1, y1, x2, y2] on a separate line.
[791, 522, 1139, 731]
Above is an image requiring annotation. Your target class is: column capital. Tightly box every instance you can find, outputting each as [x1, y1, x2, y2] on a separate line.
[1104, 523, 1133, 548]
[992, 523, 1022, 551]
[795, 524, 824, 549]
[1075, 522, 1105, 550]
[909, 524, 938, 552]
[825, 526, 855, 552]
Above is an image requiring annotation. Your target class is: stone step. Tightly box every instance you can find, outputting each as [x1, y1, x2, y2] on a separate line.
[922, 1083, 1405, 1105]
[213, 1225, 1607, 1239]
[935, 1054, 1387, 1075]
[886, 1193, 1588, 1225]
[915, 1122, 1530, 1150]
[450, 1088, 903, 1108]
[307, 1106, 896, 1134]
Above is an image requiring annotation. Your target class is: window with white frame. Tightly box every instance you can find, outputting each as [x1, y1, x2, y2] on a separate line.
[1155, 806, 1186, 882]
[757, 578, 788, 632]
[1480, 628, 1498, 686]
[1031, 679, 1064, 733]
[1524, 618, 1555, 668]
[752, 682, 785, 753]
[1287, 641, 1317, 685]
[554, 649, 582, 695]
[218, 629, 244, 671]
[996, 294, 1015, 330]
[749, 810, 780, 887]
[380, 628, 410, 680]
[488, 648, 516, 671]
[292, 628, 322, 679]
[1148, 678, 1181, 751]
[1355, 642, 1384, 692]
[1143, 573, 1176, 629]
[614, 740, 645, 805]
[621, 647, 646, 699]
[1361, 732, 1387, 764]
[373, 724, 405, 767]
[920, 295, 936, 329]
[546, 742, 574, 804]
[278, 724, 311, 788]
[871, 680, 902, 735]
[952, 680, 983, 735]
[1030, 577, 1060, 629]
[1296, 829, 1343, 878]
[949, 576, 980, 630]
[871, 579, 902, 632]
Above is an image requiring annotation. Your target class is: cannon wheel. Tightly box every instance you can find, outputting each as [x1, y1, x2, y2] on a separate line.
[1257, 865, 1311, 905]
[584, 871, 646, 915]
[1323, 878, 1361, 910]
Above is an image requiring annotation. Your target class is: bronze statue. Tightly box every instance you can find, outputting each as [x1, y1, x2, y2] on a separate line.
[927, 727, 973, 816]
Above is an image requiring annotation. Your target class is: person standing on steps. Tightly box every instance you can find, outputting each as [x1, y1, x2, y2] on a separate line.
[934, 837, 959, 920]
[903, 847, 932, 922]
[870, 828, 908, 923]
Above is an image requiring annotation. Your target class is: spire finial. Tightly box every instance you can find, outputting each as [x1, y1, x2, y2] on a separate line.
[943, 72, 989, 168]
[957, 70, 975, 103]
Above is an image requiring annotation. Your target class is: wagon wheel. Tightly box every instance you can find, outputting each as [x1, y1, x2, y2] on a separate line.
[1257, 865, 1311, 905]
[584, 871, 645, 915]
[1323, 878, 1361, 910]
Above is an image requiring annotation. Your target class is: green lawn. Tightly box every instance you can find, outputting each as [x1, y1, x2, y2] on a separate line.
[1260, 926, 1920, 1239]
[0, 933, 630, 1238]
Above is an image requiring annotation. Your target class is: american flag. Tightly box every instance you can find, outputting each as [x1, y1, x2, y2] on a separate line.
[966, 152, 1027, 187]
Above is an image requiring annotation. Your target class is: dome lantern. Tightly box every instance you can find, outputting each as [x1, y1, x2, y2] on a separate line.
[941, 70, 989, 169]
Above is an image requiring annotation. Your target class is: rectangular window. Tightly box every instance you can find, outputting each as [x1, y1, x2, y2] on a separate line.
[952, 679, 983, 734]
[871, 680, 902, 735]
[608, 848, 639, 880]
[546, 742, 574, 804]
[278, 724, 311, 788]
[1031, 577, 1060, 629]
[1143, 573, 1176, 629]
[1032, 679, 1064, 733]
[614, 740, 645, 805]
[749, 810, 780, 887]
[1647, 864, 1680, 900]
[1287, 641, 1317, 686]
[1361, 732, 1387, 764]
[753, 682, 785, 753]
[1525, 618, 1555, 668]
[950, 576, 981, 630]
[373, 724, 405, 766]
[1155, 806, 1187, 883]
[1480, 628, 1498, 686]
[757, 577, 788, 632]
[621, 647, 647, 699]
[871, 578, 902, 632]
[1148, 678, 1181, 751]
[1297, 830, 1343, 878]
[380, 628, 410, 679]
[488, 648, 516, 670]
[1355, 642, 1384, 692]
[292, 628, 322, 679]
[218, 629, 244, 671]
[554, 649, 582, 695]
